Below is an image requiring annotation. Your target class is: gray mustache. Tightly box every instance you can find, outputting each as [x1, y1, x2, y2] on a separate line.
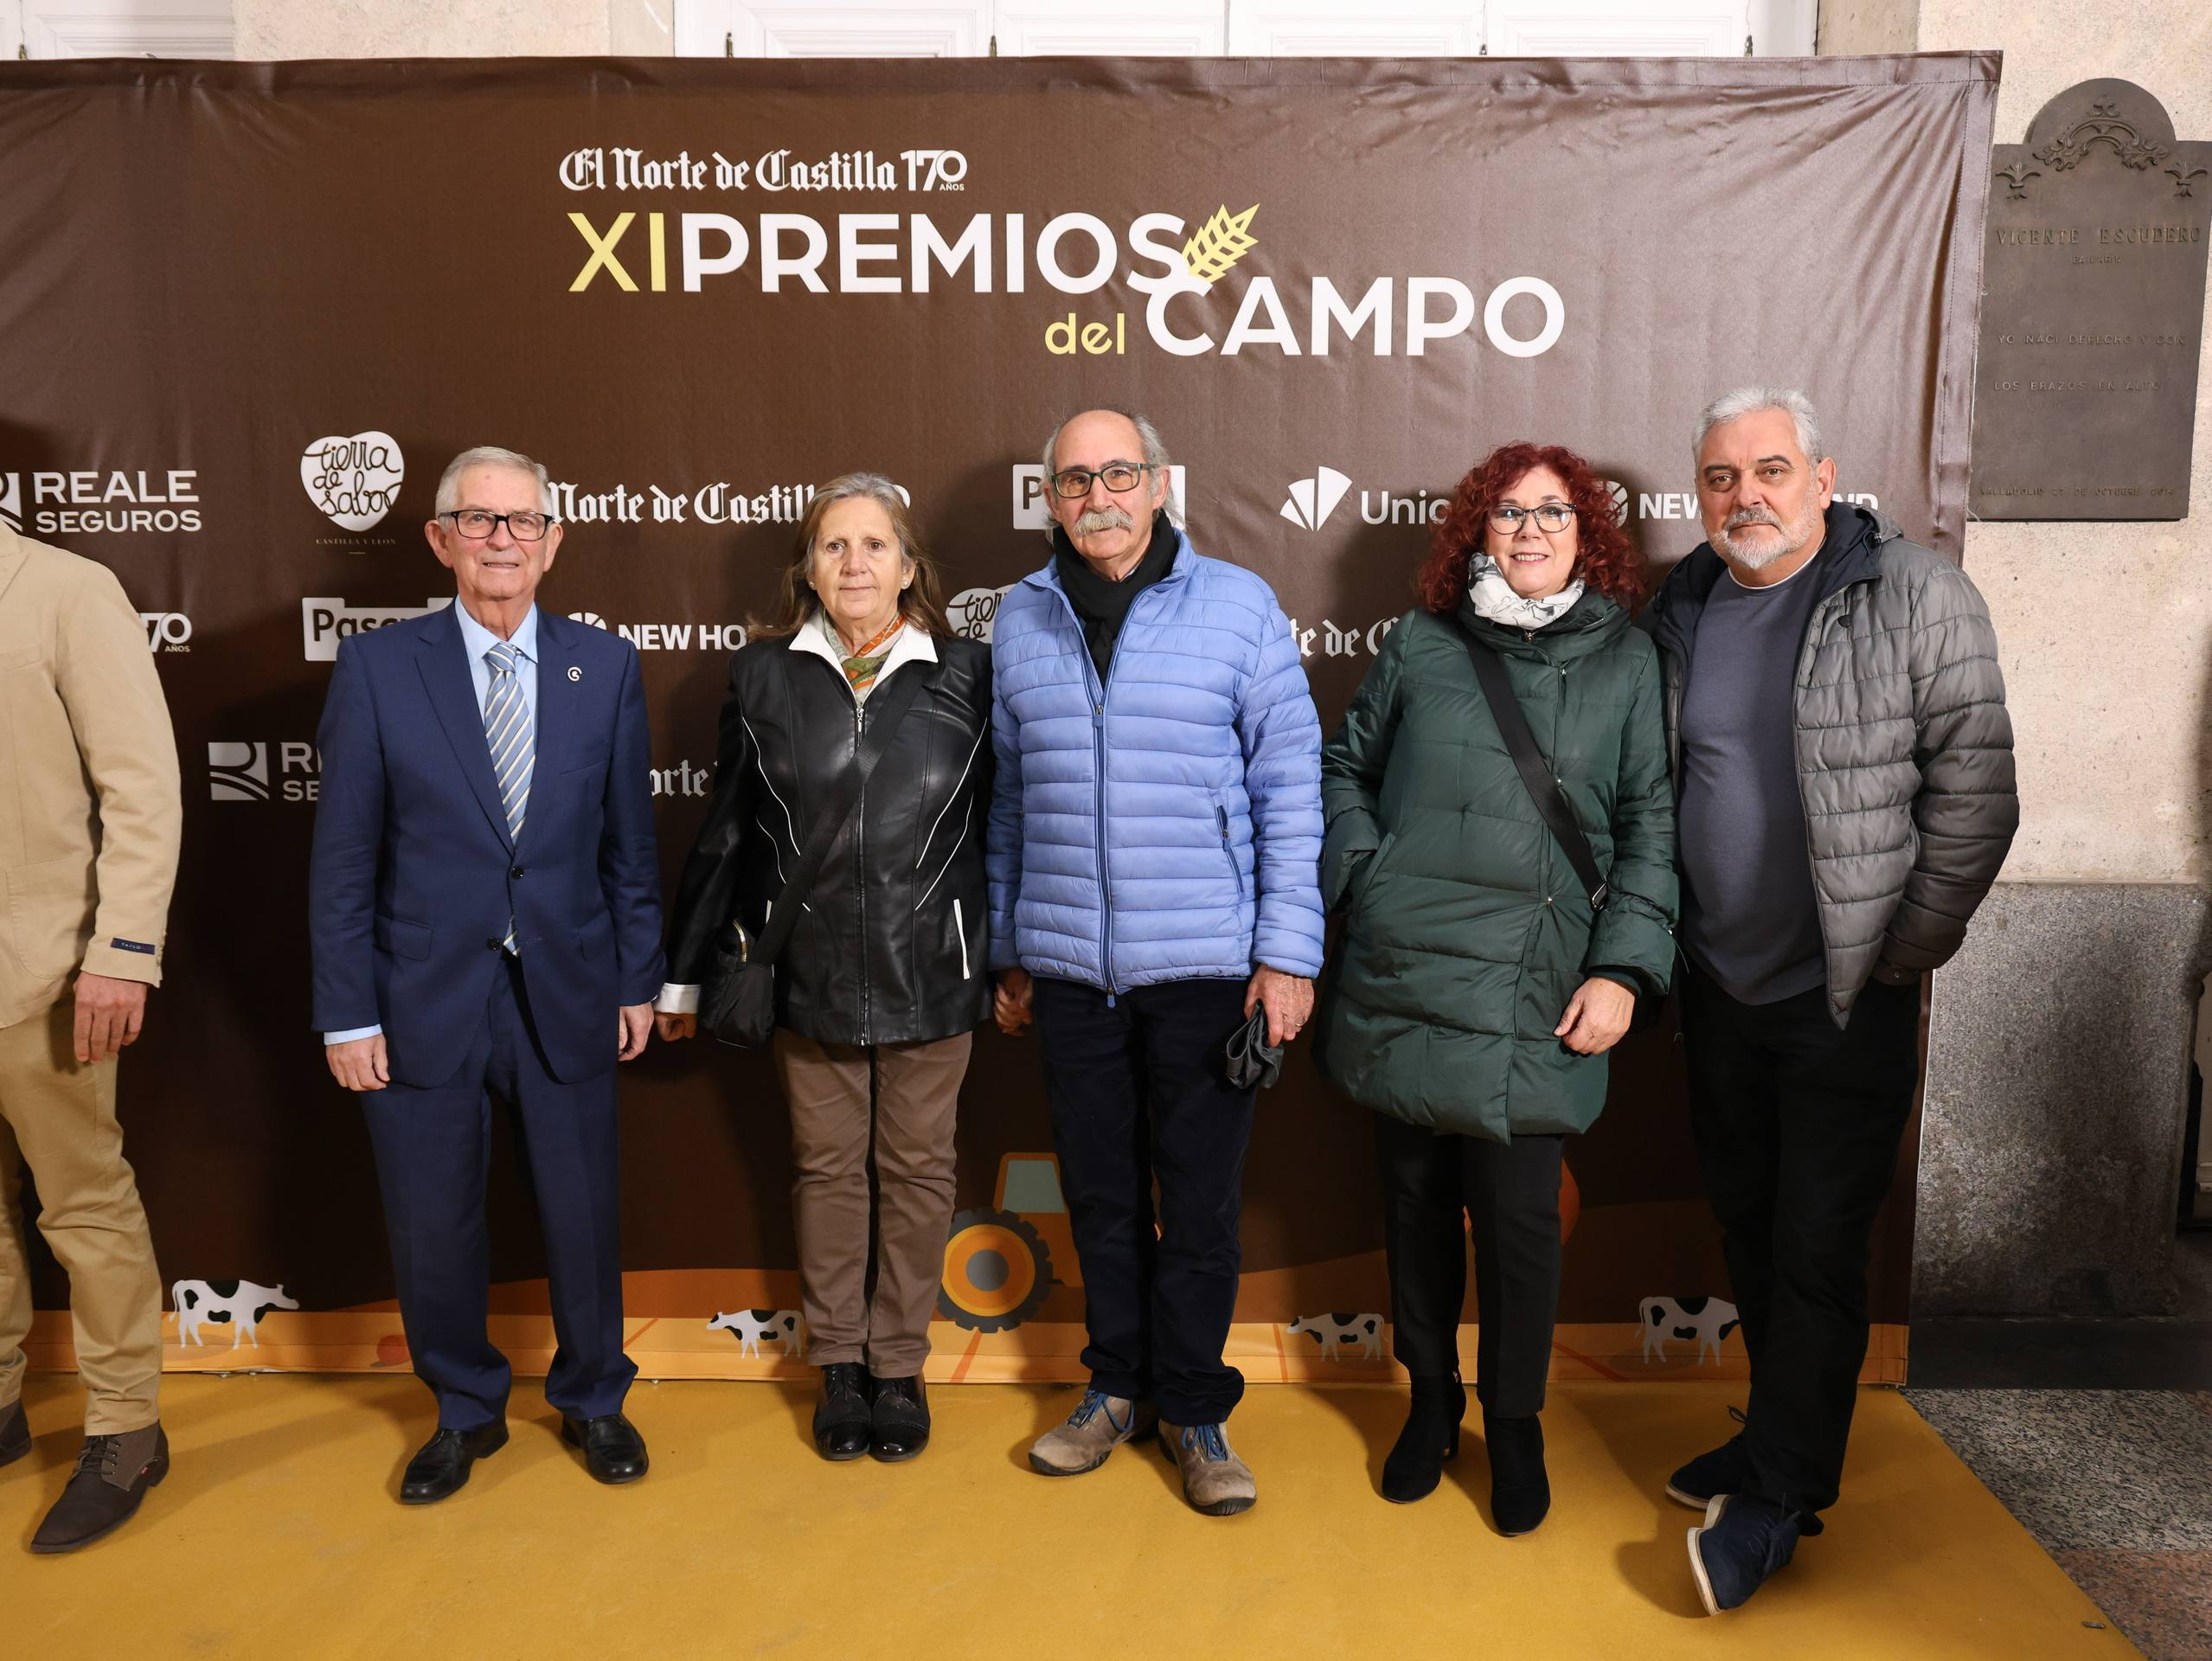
[1074, 507, 1135, 535]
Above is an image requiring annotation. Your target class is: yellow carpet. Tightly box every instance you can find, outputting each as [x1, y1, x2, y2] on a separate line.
[1, 1375, 2132, 1659]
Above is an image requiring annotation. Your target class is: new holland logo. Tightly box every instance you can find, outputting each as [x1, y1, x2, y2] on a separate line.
[208, 742, 271, 803]
[1280, 467, 1353, 531]
[0, 473, 20, 532]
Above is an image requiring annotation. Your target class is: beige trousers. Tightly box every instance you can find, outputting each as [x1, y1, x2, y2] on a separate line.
[0, 998, 162, 1433]
[774, 1029, 967, 1377]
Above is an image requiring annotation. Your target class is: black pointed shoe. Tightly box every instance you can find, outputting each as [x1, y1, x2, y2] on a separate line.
[0, 1397, 29, 1469]
[402, 1424, 509, 1504]
[813, 1363, 874, 1461]
[1381, 1374, 1466, 1504]
[1484, 1411, 1550, 1536]
[31, 1424, 169, 1552]
[869, 1376, 930, 1463]
[399, 1421, 508, 1504]
[561, 1413, 649, 1485]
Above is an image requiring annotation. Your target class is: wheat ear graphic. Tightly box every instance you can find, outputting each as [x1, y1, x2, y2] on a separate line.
[1182, 204, 1260, 286]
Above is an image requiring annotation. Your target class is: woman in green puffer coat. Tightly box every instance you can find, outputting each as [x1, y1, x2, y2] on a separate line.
[1314, 440, 1677, 1534]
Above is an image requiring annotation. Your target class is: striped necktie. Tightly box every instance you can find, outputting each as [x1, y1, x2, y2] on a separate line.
[483, 639, 533, 952]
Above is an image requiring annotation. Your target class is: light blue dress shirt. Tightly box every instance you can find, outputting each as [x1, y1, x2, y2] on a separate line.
[324, 601, 541, 1047]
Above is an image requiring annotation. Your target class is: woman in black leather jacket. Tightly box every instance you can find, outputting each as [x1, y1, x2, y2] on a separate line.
[658, 473, 990, 1465]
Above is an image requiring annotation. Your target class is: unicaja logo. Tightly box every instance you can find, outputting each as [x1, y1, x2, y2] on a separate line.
[208, 742, 271, 802]
[1280, 467, 1352, 531]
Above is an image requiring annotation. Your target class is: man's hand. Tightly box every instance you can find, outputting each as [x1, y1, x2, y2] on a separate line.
[656, 1011, 698, 1042]
[1244, 965, 1315, 1046]
[1555, 977, 1636, 1055]
[618, 1003, 653, 1061]
[327, 1033, 390, 1092]
[994, 967, 1035, 1036]
[73, 972, 149, 1065]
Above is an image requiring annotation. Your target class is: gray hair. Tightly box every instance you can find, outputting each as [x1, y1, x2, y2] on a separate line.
[1037, 407, 1183, 539]
[1692, 387, 1825, 471]
[435, 446, 556, 518]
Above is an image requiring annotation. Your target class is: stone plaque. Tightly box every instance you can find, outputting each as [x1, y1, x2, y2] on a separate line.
[1972, 79, 2209, 520]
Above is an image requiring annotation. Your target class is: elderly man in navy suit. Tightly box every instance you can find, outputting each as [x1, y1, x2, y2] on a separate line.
[310, 446, 664, 1503]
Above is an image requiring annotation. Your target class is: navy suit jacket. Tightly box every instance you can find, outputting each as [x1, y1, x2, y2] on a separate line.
[308, 603, 666, 1087]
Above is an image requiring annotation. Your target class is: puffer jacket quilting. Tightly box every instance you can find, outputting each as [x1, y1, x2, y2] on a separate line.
[984, 533, 1325, 990]
[1645, 503, 2019, 1025]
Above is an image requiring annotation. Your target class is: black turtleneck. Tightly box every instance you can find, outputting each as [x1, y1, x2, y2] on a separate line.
[1052, 509, 1177, 683]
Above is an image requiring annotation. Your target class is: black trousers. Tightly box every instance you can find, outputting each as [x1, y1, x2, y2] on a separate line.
[1032, 976, 1255, 1427]
[1677, 956, 1920, 1517]
[360, 957, 634, 1431]
[1372, 1113, 1562, 1418]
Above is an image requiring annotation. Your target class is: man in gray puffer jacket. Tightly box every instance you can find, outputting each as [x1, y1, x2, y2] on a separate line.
[1648, 388, 2017, 1616]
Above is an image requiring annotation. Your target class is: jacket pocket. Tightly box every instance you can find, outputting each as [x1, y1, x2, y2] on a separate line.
[1349, 831, 1397, 913]
[3, 855, 93, 981]
[952, 897, 971, 980]
[1216, 803, 1246, 899]
[372, 914, 433, 960]
[574, 911, 613, 959]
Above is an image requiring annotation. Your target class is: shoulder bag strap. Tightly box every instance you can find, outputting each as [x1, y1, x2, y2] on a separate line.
[1449, 618, 1609, 911]
[746, 656, 931, 965]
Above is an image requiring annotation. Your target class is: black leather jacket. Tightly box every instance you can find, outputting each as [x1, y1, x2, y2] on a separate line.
[667, 629, 992, 1048]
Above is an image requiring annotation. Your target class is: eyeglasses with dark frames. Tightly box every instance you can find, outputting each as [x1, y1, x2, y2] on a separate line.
[1049, 461, 1154, 499]
[442, 509, 555, 542]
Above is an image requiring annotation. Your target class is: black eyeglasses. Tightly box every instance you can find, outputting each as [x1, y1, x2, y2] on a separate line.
[443, 509, 554, 542]
[1488, 503, 1577, 532]
[1049, 461, 1154, 499]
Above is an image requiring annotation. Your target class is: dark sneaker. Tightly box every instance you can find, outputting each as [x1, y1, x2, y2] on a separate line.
[0, 1397, 29, 1469]
[1688, 1493, 1802, 1615]
[1667, 1429, 1751, 1509]
[30, 1424, 169, 1554]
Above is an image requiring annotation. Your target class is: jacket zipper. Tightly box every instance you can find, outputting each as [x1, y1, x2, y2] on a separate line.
[851, 689, 869, 1043]
[1216, 803, 1244, 898]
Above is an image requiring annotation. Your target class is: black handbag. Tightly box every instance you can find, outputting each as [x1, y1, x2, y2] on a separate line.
[1448, 617, 1664, 1034]
[702, 658, 927, 1049]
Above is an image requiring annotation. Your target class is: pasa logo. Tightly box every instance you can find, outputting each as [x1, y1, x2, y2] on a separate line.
[1011, 465, 1188, 531]
[1280, 467, 1353, 531]
[301, 433, 405, 532]
[302, 598, 447, 661]
[208, 742, 270, 802]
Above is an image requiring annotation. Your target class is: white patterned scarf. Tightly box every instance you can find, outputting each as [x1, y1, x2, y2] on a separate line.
[1466, 554, 1586, 632]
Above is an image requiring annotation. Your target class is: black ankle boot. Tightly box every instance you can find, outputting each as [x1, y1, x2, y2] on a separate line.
[1484, 1411, 1549, 1536]
[812, 1363, 873, 1461]
[1381, 1374, 1466, 1504]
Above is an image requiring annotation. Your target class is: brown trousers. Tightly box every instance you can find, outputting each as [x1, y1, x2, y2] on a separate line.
[773, 1029, 967, 1377]
[0, 998, 163, 1433]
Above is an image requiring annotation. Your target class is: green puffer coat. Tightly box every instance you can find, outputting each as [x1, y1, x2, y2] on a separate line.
[1312, 593, 1678, 1142]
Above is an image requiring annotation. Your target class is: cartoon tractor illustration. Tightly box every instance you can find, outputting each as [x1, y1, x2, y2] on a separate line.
[939, 1152, 1079, 1333]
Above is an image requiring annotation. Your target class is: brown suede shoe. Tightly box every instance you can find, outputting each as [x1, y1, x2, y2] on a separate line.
[1028, 1388, 1157, 1476]
[31, 1424, 168, 1554]
[0, 1398, 29, 1469]
[1159, 1421, 1257, 1517]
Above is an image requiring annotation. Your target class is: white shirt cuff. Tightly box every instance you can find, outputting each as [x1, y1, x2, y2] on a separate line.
[324, 1024, 383, 1046]
[656, 984, 700, 1014]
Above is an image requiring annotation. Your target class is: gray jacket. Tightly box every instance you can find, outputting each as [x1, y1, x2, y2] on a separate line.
[1645, 503, 2018, 1025]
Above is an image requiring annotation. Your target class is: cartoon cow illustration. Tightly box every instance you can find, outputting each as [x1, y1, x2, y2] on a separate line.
[1638, 1295, 1741, 1365]
[1286, 1312, 1385, 1362]
[708, 1309, 807, 1360]
[171, 1279, 299, 1347]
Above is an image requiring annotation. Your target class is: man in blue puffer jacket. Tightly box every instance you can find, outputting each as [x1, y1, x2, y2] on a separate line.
[988, 407, 1324, 1517]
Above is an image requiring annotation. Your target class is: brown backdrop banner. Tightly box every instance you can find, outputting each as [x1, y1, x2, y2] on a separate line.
[0, 53, 1996, 1386]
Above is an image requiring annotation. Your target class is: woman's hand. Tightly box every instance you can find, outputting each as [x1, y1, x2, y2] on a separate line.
[656, 1011, 698, 1042]
[1555, 977, 1636, 1055]
[994, 967, 1035, 1036]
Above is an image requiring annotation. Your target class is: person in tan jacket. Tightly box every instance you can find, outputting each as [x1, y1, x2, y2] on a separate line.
[0, 521, 182, 1554]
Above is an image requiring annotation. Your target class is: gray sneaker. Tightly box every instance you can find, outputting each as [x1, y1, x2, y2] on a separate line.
[1159, 1421, 1257, 1517]
[1029, 1388, 1157, 1476]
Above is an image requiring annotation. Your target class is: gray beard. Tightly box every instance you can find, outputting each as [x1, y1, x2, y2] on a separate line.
[1715, 499, 1824, 572]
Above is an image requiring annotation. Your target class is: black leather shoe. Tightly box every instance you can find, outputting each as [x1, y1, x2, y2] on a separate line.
[813, 1363, 873, 1461]
[1381, 1374, 1465, 1504]
[399, 1421, 508, 1504]
[0, 1397, 29, 1469]
[31, 1425, 168, 1553]
[561, 1412, 649, 1485]
[1484, 1411, 1550, 1536]
[869, 1375, 930, 1463]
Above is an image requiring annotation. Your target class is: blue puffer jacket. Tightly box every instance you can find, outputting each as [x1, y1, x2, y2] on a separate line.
[986, 532, 1325, 990]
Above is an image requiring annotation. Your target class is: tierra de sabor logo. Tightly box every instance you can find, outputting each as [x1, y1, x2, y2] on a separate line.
[302, 433, 405, 533]
[555, 157, 1567, 362]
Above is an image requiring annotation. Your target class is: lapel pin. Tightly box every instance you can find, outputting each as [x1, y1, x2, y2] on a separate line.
[567, 666, 582, 682]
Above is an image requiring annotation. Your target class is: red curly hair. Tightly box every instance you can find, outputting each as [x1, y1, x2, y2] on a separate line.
[1415, 441, 1644, 613]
